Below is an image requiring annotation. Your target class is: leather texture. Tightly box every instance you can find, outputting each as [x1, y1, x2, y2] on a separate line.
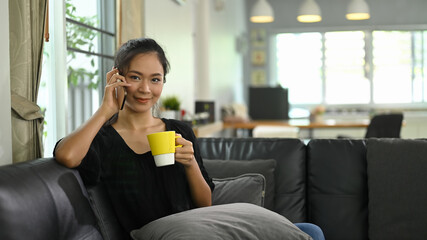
[198, 138, 307, 223]
[0, 158, 102, 240]
[367, 139, 427, 240]
[307, 139, 368, 240]
[1, 138, 426, 240]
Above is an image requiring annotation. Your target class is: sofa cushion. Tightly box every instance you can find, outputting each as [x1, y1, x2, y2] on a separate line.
[130, 203, 312, 240]
[198, 138, 307, 223]
[307, 139, 368, 240]
[212, 173, 265, 207]
[367, 139, 427, 240]
[204, 159, 276, 210]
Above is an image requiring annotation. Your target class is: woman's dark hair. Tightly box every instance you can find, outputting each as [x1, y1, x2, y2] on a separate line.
[114, 38, 170, 83]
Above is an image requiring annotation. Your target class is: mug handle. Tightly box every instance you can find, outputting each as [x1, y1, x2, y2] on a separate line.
[175, 135, 183, 148]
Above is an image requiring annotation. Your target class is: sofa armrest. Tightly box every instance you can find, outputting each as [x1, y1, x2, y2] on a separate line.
[0, 158, 102, 240]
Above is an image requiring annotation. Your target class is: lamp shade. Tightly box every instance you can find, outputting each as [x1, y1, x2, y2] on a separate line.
[297, 0, 322, 23]
[346, 0, 370, 20]
[250, 0, 274, 23]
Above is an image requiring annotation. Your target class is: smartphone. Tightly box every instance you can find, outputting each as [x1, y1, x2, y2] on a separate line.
[117, 85, 127, 110]
[115, 68, 127, 110]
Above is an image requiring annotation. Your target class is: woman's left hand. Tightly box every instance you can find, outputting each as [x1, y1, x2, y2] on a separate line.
[174, 134, 197, 168]
[174, 134, 212, 207]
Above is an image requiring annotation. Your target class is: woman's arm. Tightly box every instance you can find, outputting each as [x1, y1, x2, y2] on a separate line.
[54, 108, 111, 168]
[55, 68, 130, 168]
[175, 137, 212, 207]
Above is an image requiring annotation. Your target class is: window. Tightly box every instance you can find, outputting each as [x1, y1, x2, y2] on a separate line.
[38, 0, 116, 157]
[276, 29, 427, 108]
[276, 33, 322, 104]
[324, 31, 369, 104]
[66, 0, 116, 132]
[372, 31, 412, 103]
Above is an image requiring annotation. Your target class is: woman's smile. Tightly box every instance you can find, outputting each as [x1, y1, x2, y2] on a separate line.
[136, 97, 151, 104]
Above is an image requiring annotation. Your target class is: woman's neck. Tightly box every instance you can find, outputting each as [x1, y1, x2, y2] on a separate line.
[115, 109, 162, 132]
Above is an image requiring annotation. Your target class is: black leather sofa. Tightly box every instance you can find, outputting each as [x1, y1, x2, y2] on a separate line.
[1, 138, 427, 240]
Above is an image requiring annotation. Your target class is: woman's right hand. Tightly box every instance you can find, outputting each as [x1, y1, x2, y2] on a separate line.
[55, 67, 131, 168]
[101, 67, 131, 117]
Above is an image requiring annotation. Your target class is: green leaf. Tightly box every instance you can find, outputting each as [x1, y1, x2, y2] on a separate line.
[65, 0, 101, 90]
[162, 96, 181, 110]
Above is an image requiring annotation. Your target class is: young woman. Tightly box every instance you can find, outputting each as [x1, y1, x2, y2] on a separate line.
[54, 38, 214, 233]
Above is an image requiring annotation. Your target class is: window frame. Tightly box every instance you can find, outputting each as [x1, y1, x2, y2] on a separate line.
[65, 0, 116, 131]
[39, 0, 116, 157]
[271, 25, 427, 111]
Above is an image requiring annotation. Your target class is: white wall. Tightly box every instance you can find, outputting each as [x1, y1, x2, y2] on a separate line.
[143, 0, 246, 120]
[208, 0, 247, 119]
[144, 0, 196, 114]
[0, 0, 12, 166]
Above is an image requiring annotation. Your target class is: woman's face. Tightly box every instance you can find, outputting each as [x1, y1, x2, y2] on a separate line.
[123, 52, 164, 113]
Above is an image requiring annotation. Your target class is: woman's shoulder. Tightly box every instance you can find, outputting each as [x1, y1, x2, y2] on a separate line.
[93, 125, 118, 146]
[163, 118, 189, 128]
[162, 118, 194, 136]
[98, 124, 115, 136]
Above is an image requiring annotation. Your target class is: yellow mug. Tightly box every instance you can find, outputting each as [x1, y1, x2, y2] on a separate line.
[147, 131, 182, 167]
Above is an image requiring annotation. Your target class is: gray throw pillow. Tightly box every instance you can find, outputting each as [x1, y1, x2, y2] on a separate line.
[130, 203, 311, 240]
[212, 173, 265, 207]
[204, 159, 276, 210]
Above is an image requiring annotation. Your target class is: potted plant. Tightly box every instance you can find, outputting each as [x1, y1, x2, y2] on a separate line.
[161, 95, 181, 119]
[309, 105, 326, 122]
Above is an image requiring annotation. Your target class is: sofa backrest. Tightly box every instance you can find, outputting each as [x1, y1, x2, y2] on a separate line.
[3, 138, 425, 240]
[307, 139, 368, 240]
[0, 158, 103, 240]
[197, 138, 307, 223]
[366, 138, 427, 240]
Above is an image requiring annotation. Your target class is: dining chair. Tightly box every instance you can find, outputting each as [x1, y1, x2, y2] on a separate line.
[364, 113, 404, 138]
[338, 113, 404, 139]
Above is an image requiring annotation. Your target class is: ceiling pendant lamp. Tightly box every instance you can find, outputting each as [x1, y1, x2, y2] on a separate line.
[250, 0, 274, 23]
[297, 0, 322, 23]
[346, 0, 370, 20]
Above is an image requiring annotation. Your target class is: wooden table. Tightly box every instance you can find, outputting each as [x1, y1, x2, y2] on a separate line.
[192, 121, 224, 137]
[223, 119, 370, 129]
[223, 119, 370, 138]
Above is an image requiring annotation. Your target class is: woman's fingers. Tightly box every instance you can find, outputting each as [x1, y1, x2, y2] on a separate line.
[106, 67, 129, 84]
[106, 67, 118, 84]
[101, 68, 130, 112]
[175, 137, 195, 166]
[107, 73, 127, 86]
[105, 69, 130, 95]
